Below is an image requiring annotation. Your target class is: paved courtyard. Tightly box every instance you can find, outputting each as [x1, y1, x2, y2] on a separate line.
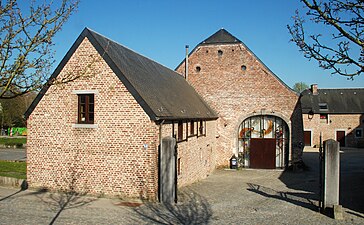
[0, 147, 364, 224]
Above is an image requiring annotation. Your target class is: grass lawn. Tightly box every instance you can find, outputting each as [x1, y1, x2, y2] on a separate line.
[0, 137, 27, 147]
[0, 160, 26, 179]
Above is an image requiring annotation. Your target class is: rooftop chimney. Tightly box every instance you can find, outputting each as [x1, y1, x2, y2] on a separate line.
[311, 84, 318, 95]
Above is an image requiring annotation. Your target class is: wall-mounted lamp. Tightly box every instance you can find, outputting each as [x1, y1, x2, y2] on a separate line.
[308, 110, 314, 120]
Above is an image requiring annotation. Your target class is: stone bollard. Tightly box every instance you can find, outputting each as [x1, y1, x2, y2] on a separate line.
[323, 139, 342, 219]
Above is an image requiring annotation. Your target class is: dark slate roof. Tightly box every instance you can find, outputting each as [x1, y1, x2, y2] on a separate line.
[200, 29, 242, 45]
[25, 28, 218, 121]
[301, 88, 364, 114]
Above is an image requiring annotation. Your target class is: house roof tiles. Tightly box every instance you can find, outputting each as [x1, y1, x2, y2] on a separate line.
[301, 88, 364, 114]
[25, 28, 218, 121]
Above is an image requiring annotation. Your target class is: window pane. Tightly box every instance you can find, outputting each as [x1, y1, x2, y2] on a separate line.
[178, 122, 183, 141]
[89, 104, 94, 113]
[89, 113, 94, 122]
[80, 104, 85, 113]
[251, 117, 260, 138]
[80, 95, 86, 103]
[264, 116, 274, 138]
[80, 113, 86, 121]
[190, 122, 194, 135]
[88, 94, 94, 104]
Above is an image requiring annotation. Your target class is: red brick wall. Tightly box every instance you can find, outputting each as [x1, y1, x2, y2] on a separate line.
[160, 120, 217, 187]
[27, 38, 159, 199]
[303, 113, 364, 147]
[176, 43, 303, 166]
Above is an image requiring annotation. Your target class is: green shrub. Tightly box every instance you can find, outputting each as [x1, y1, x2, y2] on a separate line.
[0, 137, 26, 147]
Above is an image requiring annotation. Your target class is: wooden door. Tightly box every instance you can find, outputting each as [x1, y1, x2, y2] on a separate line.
[336, 131, 346, 147]
[304, 131, 311, 146]
[250, 138, 276, 169]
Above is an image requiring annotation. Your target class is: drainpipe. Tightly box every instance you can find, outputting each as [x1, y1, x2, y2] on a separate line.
[185, 45, 189, 81]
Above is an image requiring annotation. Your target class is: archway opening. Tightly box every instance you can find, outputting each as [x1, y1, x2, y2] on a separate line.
[238, 115, 289, 169]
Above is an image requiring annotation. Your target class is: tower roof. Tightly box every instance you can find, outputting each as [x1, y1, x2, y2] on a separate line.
[200, 28, 242, 45]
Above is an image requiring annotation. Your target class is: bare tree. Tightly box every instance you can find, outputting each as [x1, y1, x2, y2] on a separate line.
[0, 0, 79, 99]
[288, 0, 364, 79]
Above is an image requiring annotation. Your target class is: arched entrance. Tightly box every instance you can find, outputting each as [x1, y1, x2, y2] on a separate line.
[238, 115, 289, 169]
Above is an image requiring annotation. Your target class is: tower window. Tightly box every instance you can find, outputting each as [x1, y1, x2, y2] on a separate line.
[218, 50, 223, 56]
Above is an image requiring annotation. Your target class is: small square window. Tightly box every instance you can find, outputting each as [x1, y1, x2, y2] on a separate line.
[320, 114, 328, 124]
[319, 103, 328, 111]
[355, 128, 363, 138]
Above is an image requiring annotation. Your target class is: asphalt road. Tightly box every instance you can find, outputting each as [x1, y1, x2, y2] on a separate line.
[0, 147, 363, 224]
[0, 148, 26, 161]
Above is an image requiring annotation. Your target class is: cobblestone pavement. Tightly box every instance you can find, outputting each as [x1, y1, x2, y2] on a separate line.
[0, 148, 26, 161]
[1, 148, 364, 224]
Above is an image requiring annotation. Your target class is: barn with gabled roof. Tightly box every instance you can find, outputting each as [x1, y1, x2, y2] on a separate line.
[25, 28, 218, 200]
[176, 29, 304, 169]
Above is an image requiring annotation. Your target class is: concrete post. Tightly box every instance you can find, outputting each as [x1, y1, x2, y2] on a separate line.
[323, 139, 340, 209]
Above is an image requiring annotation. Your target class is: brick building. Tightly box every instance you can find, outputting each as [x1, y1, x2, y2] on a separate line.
[301, 84, 364, 148]
[25, 28, 305, 199]
[25, 28, 217, 200]
[176, 29, 304, 169]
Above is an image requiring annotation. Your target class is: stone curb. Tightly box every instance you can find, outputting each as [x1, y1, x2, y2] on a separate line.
[0, 176, 27, 189]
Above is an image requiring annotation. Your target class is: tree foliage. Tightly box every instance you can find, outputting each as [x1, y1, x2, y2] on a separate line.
[292, 82, 309, 93]
[0, 91, 36, 127]
[0, 0, 79, 99]
[288, 0, 364, 79]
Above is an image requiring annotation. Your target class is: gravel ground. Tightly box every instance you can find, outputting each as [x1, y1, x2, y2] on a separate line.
[0, 148, 363, 224]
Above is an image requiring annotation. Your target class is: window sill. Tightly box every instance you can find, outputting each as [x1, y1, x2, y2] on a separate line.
[72, 124, 98, 129]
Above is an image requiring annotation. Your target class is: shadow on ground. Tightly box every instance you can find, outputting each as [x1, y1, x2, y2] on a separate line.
[244, 151, 321, 214]
[0, 180, 28, 202]
[247, 182, 318, 211]
[130, 189, 212, 224]
[35, 188, 97, 225]
[339, 148, 364, 214]
[276, 149, 364, 215]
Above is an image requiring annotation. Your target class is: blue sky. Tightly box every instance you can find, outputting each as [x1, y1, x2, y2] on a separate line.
[51, 0, 364, 88]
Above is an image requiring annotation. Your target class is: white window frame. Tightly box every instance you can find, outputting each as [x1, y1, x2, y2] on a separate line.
[72, 90, 99, 129]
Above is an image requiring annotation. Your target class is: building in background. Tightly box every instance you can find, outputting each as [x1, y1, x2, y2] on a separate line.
[301, 84, 364, 148]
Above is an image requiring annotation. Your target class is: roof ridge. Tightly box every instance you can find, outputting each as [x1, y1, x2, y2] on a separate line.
[86, 28, 176, 75]
[318, 88, 364, 90]
[200, 28, 242, 45]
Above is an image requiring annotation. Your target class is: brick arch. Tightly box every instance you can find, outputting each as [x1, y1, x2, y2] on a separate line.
[233, 112, 292, 168]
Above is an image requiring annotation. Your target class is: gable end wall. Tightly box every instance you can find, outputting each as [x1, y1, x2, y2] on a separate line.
[27, 37, 158, 199]
[177, 43, 304, 166]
